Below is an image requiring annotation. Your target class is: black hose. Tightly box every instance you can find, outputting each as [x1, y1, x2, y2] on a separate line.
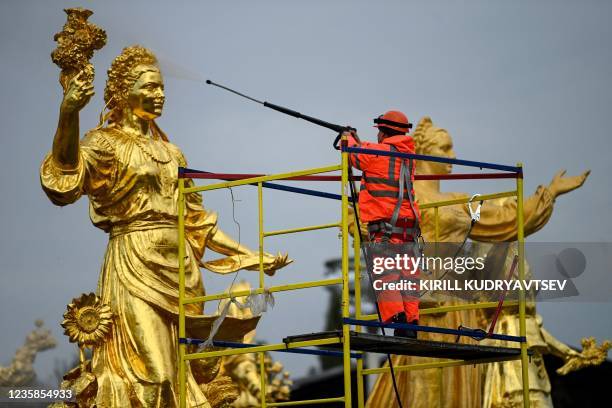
[205, 79, 350, 134]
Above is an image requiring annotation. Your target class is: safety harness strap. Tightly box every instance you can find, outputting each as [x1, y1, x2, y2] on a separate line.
[405, 157, 420, 234]
[367, 222, 419, 235]
[391, 146, 420, 232]
[389, 148, 406, 229]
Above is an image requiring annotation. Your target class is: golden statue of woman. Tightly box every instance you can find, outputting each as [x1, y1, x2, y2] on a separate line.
[366, 117, 590, 408]
[41, 45, 290, 407]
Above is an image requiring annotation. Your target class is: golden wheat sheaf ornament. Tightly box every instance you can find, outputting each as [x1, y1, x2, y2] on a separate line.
[62, 293, 113, 347]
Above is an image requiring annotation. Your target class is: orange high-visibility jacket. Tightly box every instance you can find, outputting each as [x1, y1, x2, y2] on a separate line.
[348, 135, 421, 224]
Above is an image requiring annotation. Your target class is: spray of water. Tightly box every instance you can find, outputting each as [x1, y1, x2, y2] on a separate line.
[156, 55, 205, 83]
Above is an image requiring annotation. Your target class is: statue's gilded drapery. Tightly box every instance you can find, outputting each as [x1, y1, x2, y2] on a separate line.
[41, 127, 276, 407]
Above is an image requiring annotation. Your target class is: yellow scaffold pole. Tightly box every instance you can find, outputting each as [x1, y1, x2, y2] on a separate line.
[257, 181, 269, 406]
[178, 178, 187, 408]
[354, 216, 365, 408]
[258, 182, 265, 288]
[341, 134, 352, 408]
[260, 351, 267, 408]
[517, 164, 530, 408]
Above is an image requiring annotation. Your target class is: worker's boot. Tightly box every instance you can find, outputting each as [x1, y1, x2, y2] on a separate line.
[391, 312, 418, 339]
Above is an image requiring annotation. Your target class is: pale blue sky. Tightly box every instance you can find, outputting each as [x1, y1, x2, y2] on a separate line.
[1, 0, 611, 384]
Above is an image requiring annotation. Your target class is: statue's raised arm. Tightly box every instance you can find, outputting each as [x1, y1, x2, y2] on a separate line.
[52, 71, 95, 169]
[49, 7, 105, 170]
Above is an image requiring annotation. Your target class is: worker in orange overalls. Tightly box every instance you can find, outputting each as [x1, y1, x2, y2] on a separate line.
[346, 110, 421, 338]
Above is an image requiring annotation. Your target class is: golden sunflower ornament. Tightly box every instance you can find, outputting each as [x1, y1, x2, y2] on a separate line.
[62, 293, 113, 347]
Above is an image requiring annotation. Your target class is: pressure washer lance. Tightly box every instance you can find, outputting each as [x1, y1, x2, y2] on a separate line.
[205, 79, 354, 148]
[206, 78, 404, 408]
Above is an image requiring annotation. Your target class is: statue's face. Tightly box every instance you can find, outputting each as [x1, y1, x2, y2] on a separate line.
[127, 67, 165, 120]
[427, 129, 455, 174]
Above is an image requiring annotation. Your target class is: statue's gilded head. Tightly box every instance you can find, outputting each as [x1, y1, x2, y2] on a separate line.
[413, 117, 456, 175]
[104, 46, 164, 122]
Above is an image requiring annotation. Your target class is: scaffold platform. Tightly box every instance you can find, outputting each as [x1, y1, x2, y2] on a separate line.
[284, 331, 531, 361]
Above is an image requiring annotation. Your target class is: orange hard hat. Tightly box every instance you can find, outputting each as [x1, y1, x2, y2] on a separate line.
[373, 110, 413, 133]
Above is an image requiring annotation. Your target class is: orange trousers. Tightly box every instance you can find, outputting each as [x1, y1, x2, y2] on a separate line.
[370, 232, 420, 323]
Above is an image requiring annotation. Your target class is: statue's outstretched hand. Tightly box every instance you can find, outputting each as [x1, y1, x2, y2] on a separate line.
[61, 70, 94, 113]
[262, 252, 293, 276]
[556, 348, 582, 375]
[548, 169, 590, 198]
[556, 338, 611, 375]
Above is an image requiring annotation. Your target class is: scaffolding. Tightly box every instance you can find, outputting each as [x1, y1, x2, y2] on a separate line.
[176, 134, 531, 408]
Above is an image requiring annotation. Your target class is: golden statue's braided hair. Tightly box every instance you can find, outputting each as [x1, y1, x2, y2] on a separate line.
[412, 116, 441, 155]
